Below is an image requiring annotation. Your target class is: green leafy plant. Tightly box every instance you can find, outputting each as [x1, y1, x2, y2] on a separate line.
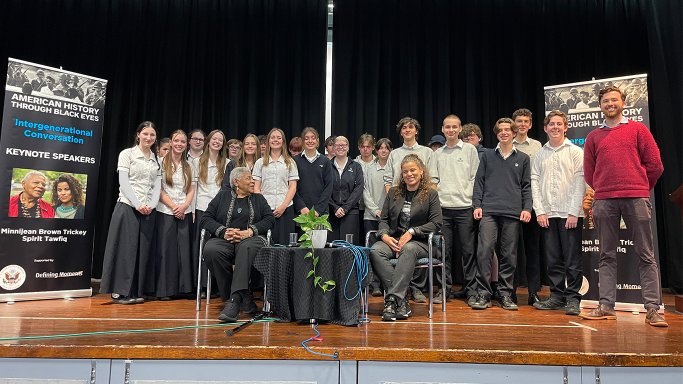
[293, 208, 336, 292]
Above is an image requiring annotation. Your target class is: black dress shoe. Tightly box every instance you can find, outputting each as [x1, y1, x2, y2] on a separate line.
[499, 295, 518, 310]
[528, 293, 540, 306]
[451, 289, 467, 299]
[112, 296, 137, 305]
[533, 297, 565, 310]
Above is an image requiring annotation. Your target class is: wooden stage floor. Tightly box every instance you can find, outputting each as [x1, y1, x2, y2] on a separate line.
[1, 288, 681, 367]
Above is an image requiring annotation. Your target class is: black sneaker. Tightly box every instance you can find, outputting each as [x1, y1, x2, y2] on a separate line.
[382, 298, 398, 321]
[564, 299, 581, 316]
[499, 295, 518, 311]
[396, 297, 412, 320]
[240, 291, 258, 314]
[218, 296, 242, 323]
[533, 297, 565, 310]
[371, 287, 384, 297]
[470, 295, 491, 310]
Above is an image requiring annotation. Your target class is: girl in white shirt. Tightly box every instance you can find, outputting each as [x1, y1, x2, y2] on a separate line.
[149, 130, 195, 299]
[100, 121, 161, 305]
[236, 134, 261, 172]
[252, 128, 299, 245]
[192, 130, 230, 292]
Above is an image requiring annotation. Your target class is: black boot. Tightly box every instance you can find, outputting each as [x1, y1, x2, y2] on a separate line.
[240, 290, 258, 314]
[218, 293, 242, 323]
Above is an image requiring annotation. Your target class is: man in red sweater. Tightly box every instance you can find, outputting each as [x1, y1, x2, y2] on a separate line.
[580, 86, 667, 327]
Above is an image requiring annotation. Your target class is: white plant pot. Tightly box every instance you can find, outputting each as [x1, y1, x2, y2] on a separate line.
[310, 230, 327, 249]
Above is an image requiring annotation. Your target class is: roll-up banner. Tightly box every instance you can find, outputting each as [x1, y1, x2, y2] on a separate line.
[0, 58, 106, 302]
[544, 74, 662, 312]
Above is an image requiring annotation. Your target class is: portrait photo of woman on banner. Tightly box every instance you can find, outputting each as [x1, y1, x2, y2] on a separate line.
[7, 169, 87, 220]
[51, 173, 86, 219]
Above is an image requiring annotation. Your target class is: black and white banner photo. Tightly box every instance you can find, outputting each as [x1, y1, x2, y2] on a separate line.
[544, 74, 661, 312]
[0, 58, 107, 302]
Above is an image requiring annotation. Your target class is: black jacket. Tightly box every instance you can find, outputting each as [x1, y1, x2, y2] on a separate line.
[200, 189, 274, 239]
[329, 157, 364, 214]
[377, 187, 443, 240]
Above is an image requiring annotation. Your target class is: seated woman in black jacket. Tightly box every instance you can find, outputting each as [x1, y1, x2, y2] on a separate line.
[370, 154, 442, 322]
[200, 167, 275, 322]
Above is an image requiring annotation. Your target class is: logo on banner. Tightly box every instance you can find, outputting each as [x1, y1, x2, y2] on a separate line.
[1, 264, 26, 290]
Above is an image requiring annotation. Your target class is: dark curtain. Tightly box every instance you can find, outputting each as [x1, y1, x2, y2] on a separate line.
[0, 0, 328, 278]
[332, 0, 682, 292]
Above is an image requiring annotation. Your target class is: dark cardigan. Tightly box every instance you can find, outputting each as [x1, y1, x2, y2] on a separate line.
[200, 189, 274, 239]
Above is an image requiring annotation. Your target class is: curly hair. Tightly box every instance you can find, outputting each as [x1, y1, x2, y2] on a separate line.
[52, 174, 84, 207]
[392, 154, 433, 202]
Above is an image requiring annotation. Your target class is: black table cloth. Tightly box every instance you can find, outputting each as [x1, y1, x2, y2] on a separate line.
[254, 246, 369, 326]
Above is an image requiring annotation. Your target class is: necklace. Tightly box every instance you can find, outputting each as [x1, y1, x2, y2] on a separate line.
[57, 205, 77, 213]
[20, 198, 40, 218]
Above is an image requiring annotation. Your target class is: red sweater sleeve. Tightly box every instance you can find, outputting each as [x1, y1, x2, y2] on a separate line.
[636, 124, 664, 189]
[583, 132, 597, 189]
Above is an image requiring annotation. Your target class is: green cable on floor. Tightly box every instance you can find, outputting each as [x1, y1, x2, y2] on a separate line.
[0, 317, 279, 341]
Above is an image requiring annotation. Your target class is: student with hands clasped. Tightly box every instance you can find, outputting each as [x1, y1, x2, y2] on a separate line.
[370, 154, 443, 322]
[471, 118, 532, 311]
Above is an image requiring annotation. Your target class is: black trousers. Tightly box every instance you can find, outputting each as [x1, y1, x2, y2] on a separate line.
[364, 220, 382, 290]
[437, 207, 476, 295]
[329, 211, 360, 245]
[203, 236, 268, 301]
[516, 213, 542, 294]
[542, 217, 584, 301]
[475, 215, 520, 298]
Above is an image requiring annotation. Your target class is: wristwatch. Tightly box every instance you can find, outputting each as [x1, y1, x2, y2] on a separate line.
[407, 227, 416, 235]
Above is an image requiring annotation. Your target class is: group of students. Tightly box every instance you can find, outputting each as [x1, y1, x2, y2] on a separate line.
[98, 124, 365, 308]
[99, 85, 668, 327]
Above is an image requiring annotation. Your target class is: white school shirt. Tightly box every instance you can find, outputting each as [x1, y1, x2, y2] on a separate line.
[192, 157, 224, 212]
[252, 156, 299, 210]
[117, 146, 161, 207]
[157, 162, 193, 215]
[530, 138, 586, 218]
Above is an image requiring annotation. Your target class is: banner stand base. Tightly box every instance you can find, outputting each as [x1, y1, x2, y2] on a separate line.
[0, 288, 92, 303]
[581, 299, 665, 314]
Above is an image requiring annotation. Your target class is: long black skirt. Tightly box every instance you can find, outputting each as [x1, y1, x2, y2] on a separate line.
[147, 212, 193, 297]
[271, 205, 296, 246]
[100, 202, 156, 298]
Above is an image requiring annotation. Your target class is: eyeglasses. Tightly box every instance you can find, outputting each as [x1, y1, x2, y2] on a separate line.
[229, 145, 241, 150]
[190, 137, 204, 142]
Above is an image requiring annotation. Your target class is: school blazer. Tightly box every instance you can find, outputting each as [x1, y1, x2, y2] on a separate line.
[376, 187, 442, 240]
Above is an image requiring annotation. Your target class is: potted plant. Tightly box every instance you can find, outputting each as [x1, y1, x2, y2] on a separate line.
[293, 208, 336, 292]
